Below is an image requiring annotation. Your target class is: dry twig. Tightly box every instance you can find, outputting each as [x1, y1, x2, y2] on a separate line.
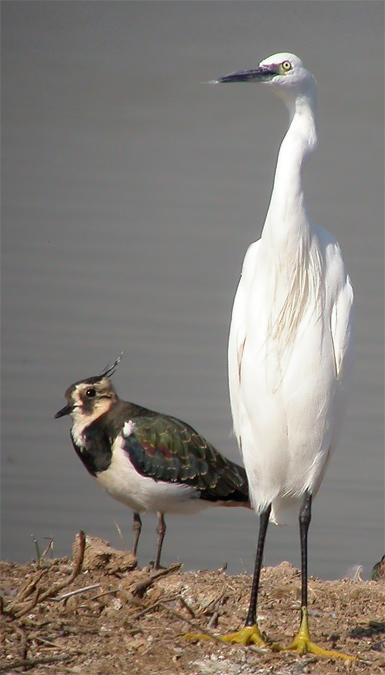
[131, 563, 181, 597]
[207, 590, 226, 629]
[0, 653, 77, 672]
[159, 603, 225, 644]
[11, 531, 86, 619]
[53, 583, 101, 603]
[132, 593, 181, 620]
[13, 570, 46, 603]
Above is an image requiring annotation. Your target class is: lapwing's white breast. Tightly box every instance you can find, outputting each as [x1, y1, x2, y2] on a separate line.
[93, 422, 209, 515]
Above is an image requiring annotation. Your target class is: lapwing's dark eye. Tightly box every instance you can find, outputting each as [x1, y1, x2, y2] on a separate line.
[85, 388, 96, 398]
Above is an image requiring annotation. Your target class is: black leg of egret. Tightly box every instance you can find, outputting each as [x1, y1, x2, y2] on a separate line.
[246, 503, 272, 626]
[286, 490, 355, 660]
[299, 490, 312, 612]
[216, 503, 274, 646]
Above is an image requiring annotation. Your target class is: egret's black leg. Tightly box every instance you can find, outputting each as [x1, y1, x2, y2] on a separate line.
[132, 512, 142, 556]
[285, 490, 355, 660]
[214, 503, 273, 646]
[154, 512, 166, 570]
[299, 490, 312, 611]
[246, 503, 272, 626]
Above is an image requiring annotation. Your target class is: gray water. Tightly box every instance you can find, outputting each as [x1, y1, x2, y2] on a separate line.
[2, 2, 384, 580]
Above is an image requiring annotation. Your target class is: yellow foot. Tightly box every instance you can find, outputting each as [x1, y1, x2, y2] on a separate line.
[220, 625, 269, 647]
[185, 625, 274, 649]
[285, 608, 356, 661]
[286, 637, 355, 661]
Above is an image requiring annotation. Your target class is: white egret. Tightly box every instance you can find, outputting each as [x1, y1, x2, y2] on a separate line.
[217, 53, 355, 658]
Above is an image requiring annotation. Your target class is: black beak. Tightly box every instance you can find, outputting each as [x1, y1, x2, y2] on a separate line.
[54, 404, 72, 419]
[217, 65, 278, 84]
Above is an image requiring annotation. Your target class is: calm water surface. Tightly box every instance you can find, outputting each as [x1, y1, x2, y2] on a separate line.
[2, 2, 384, 579]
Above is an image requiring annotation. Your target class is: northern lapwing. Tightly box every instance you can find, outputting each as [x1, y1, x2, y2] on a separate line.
[55, 356, 250, 569]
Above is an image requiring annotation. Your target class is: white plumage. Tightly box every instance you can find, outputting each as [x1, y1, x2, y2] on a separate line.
[214, 52, 355, 657]
[227, 53, 354, 523]
[95, 435, 206, 516]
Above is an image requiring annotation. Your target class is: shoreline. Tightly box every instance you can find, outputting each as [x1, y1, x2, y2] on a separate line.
[1, 533, 384, 674]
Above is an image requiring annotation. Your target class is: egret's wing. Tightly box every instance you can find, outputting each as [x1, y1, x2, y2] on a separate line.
[331, 278, 354, 379]
[327, 241, 355, 380]
[228, 241, 261, 446]
[311, 240, 354, 499]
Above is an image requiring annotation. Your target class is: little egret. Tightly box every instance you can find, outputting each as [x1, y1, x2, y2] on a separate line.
[216, 53, 355, 658]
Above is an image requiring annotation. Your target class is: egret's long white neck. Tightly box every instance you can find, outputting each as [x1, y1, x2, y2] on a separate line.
[261, 83, 320, 350]
[264, 87, 317, 247]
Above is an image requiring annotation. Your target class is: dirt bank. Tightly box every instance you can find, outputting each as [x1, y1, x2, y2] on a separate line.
[1, 534, 384, 674]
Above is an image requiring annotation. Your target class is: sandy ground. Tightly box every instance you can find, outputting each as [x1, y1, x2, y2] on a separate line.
[1, 533, 384, 675]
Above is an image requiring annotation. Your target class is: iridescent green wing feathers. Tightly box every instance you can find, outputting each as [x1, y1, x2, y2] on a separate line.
[122, 413, 249, 503]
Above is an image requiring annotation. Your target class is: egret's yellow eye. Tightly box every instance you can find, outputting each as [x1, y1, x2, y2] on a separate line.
[281, 61, 292, 72]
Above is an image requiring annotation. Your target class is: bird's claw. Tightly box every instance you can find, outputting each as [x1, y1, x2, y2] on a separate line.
[220, 625, 273, 647]
[285, 637, 356, 661]
[186, 625, 273, 649]
[285, 608, 356, 661]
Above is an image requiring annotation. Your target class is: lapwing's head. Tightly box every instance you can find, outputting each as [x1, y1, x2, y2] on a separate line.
[55, 354, 122, 425]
